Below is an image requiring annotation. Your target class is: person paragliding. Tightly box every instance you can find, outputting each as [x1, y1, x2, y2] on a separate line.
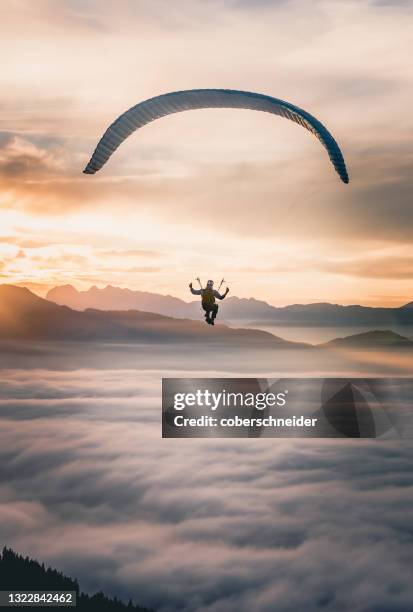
[189, 278, 229, 325]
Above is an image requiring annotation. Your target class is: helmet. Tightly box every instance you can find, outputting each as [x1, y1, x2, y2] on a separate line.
[206, 280, 214, 288]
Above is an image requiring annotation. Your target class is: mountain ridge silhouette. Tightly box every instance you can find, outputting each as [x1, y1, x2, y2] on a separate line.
[0, 547, 152, 611]
[1, 285, 412, 348]
[0, 285, 306, 347]
[47, 284, 413, 327]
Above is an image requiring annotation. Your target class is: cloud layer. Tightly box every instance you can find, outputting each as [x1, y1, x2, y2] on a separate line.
[1, 360, 412, 611]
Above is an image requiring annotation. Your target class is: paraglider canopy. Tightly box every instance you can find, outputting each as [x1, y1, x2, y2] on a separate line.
[83, 89, 349, 183]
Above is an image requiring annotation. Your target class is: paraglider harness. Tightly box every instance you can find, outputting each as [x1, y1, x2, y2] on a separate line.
[202, 287, 215, 309]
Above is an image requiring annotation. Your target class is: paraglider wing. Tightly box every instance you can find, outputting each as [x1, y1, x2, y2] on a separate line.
[83, 89, 349, 183]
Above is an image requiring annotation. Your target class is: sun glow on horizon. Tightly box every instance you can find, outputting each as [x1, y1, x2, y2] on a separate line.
[0, 0, 412, 307]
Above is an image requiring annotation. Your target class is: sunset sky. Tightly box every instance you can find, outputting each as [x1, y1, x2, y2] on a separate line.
[0, 0, 412, 306]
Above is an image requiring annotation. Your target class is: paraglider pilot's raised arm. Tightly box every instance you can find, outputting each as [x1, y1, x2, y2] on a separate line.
[214, 287, 229, 300]
[189, 282, 202, 296]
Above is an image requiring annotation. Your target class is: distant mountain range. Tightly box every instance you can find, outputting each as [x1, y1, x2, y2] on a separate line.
[1, 285, 412, 349]
[47, 285, 413, 327]
[0, 285, 303, 348]
[0, 547, 151, 611]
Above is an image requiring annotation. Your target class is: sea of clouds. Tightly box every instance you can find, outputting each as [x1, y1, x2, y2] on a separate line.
[0, 358, 412, 611]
